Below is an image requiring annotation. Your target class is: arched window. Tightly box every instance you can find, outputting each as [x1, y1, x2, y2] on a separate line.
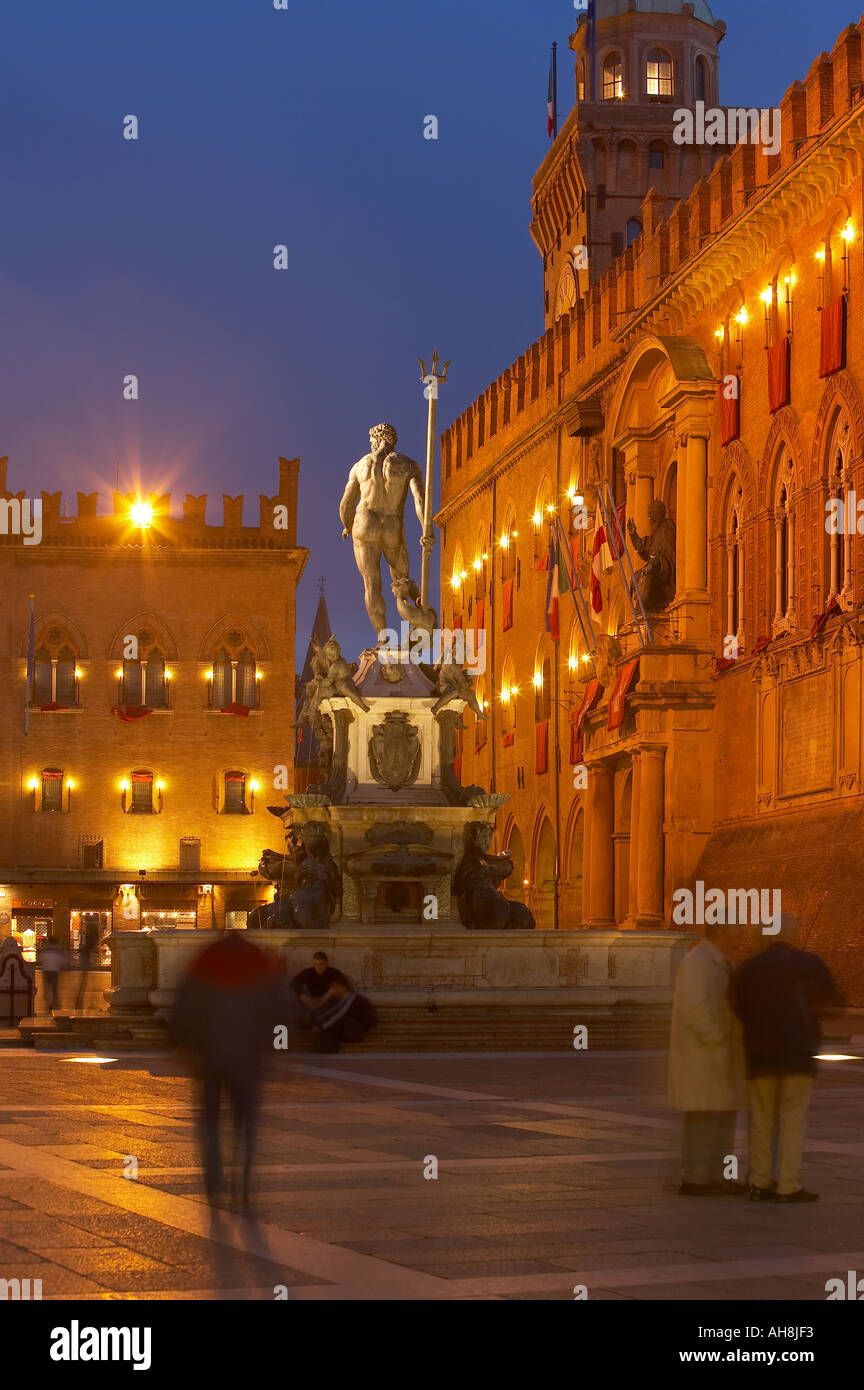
[772, 451, 795, 632]
[450, 545, 466, 624]
[626, 217, 642, 248]
[501, 655, 517, 739]
[474, 677, 488, 751]
[649, 141, 666, 171]
[121, 628, 167, 708]
[534, 650, 552, 724]
[646, 48, 673, 98]
[500, 509, 517, 583]
[211, 630, 259, 710]
[616, 139, 637, 186]
[129, 769, 154, 815]
[603, 53, 624, 101]
[41, 767, 64, 813]
[472, 528, 488, 599]
[576, 60, 585, 102]
[223, 770, 249, 814]
[694, 55, 709, 104]
[826, 409, 853, 606]
[723, 484, 744, 647]
[32, 626, 77, 708]
[533, 478, 552, 560]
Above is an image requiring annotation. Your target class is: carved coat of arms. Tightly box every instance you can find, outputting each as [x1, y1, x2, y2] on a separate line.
[368, 711, 421, 791]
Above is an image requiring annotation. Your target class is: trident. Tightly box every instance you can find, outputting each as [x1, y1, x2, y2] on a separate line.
[417, 350, 451, 613]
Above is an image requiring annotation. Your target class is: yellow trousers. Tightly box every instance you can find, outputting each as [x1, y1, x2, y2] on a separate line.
[747, 1075, 814, 1196]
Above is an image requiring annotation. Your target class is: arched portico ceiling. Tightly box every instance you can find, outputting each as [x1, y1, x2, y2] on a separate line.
[607, 334, 716, 443]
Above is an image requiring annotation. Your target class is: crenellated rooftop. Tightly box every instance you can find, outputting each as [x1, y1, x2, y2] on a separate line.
[0, 457, 303, 549]
[440, 18, 864, 499]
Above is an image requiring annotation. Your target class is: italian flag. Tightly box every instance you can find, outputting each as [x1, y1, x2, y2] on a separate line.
[547, 54, 555, 137]
[545, 536, 571, 641]
[590, 504, 626, 615]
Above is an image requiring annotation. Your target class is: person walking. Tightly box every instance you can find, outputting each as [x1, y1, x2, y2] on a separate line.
[731, 912, 839, 1204]
[169, 931, 296, 1211]
[668, 923, 747, 1196]
[38, 935, 65, 1013]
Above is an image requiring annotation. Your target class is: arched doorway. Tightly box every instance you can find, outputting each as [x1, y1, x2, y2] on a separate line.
[531, 814, 557, 931]
[503, 821, 526, 904]
[561, 805, 584, 928]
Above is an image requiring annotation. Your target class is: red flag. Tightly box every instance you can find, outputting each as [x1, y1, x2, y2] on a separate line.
[502, 578, 514, 632]
[111, 705, 153, 722]
[570, 677, 603, 763]
[820, 296, 846, 377]
[221, 703, 251, 718]
[607, 659, 639, 731]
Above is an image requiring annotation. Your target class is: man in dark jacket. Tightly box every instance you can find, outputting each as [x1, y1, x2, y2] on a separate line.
[731, 912, 839, 1204]
[169, 931, 297, 1210]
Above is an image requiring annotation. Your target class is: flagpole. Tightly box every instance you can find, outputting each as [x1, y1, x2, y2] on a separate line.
[552, 42, 558, 139]
[25, 594, 34, 736]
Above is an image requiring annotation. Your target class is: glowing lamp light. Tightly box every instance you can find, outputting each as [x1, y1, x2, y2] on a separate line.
[74, 667, 83, 679]
[164, 669, 172, 681]
[760, 287, 773, 305]
[546, 504, 556, 515]
[129, 500, 153, 528]
[249, 779, 260, 792]
[499, 534, 509, 549]
[482, 552, 489, 560]
[65, 779, 75, 790]
[580, 652, 592, 664]
[714, 327, 724, 339]
[155, 780, 164, 791]
[533, 511, 543, 527]
[533, 672, 543, 689]
[512, 530, 519, 539]
[473, 557, 482, 571]
[204, 669, 213, 681]
[784, 273, 797, 288]
[735, 308, 748, 326]
[115, 668, 123, 681]
[815, 1053, 860, 1061]
[815, 248, 826, 262]
[568, 655, 577, 671]
[511, 684, 520, 696]
[523, 878, 529, 886]
[27, 777, 39, 791]
[842, 222, 854, 243]
[119, 779, 129, 792]
[255, 670, 262, 680]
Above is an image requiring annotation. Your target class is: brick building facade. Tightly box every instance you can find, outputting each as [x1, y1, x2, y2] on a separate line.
[438, 1, 864, 1000]
[0, 458, 306, 958]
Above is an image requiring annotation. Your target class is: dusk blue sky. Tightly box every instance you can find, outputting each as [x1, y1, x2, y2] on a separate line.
[1, 0, 856, 657]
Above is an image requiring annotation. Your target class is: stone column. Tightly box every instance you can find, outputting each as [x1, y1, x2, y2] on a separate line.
[683, 431, 709, 594]
[626, 753, 642, 926]
[585, 762, 614, 928]
[636, 745, 666, 928]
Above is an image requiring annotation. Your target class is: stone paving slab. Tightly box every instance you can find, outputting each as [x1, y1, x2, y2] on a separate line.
[0, 1050, 860, 1301]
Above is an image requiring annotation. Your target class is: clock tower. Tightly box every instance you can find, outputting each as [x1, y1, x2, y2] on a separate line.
[533, 0, 728, 328]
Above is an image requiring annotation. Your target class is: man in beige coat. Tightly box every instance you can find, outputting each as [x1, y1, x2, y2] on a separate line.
[668, 923, 747, 1196]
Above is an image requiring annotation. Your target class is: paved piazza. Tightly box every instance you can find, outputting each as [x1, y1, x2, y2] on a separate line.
[0, 1047, 862, 1302]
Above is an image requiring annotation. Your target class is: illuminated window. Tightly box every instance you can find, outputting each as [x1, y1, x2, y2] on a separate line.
[129, 770, 154, 814]
[603, 54, 624, 100]
[41, 768, 63, 812]
[223, 771, 248, 814]
[646, 49, 673, 98]
[211, 634, 258, 709]
[500, 511, 517, 583]
[32, 627, 78, 707]
[534, 656, 552, 723]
